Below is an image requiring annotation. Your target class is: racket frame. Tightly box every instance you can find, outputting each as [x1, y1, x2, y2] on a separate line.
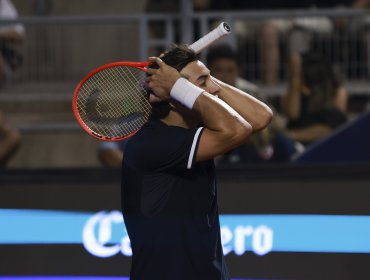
[72, 61, 150, 141]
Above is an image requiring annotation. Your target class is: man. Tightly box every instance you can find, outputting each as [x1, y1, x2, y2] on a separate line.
[0, 0, 25, 84]
[0, 111, 20, 167]
[121, 44, 272, 280]
[97, 140, 126, 167]
[206, 44, 261, 99]
[0, 0, 23, 166]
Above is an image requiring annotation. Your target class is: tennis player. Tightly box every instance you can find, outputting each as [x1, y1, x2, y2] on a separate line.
[121, 44, 272, 280]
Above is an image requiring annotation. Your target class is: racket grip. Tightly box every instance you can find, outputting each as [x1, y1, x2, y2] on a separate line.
[189, 22, 231, 54]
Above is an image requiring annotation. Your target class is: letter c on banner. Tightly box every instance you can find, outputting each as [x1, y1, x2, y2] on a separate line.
[82, 211, 121, 258]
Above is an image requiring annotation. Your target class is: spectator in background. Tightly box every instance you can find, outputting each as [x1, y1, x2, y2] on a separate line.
[344, 0, 370, 79]
[145, 0, 211, 55]
[207, 44, 300, 164]
[0, 0, 24, 167]
[145, 0, 180, 53]
[281, 51, 348, 146]
[208, 1, 355, 85]
[0, 0, 25, 85]
[98, 140, 126, 168]
[0, 110, 20, 167]
[206, 44, 260, 98]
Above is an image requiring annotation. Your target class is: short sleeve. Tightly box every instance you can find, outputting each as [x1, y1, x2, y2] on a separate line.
[124, 124, 204, 172]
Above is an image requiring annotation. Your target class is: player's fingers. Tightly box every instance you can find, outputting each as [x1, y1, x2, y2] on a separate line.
[146, 68, 156, 75]
[156, 57, 164, 65]
[148, 56, 164, 67]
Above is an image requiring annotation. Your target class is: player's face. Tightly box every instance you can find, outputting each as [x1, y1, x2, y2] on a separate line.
[180, 60, 220, 96]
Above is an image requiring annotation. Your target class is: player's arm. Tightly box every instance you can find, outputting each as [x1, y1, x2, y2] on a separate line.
[146, 57, 253, 162]
[211, 76, 273, 132]
[193, 92, 253, 161]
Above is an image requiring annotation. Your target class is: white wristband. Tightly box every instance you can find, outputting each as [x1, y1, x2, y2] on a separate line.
[170, 78, 203, 109]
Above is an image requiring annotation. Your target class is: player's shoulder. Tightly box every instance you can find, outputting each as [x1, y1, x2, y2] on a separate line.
[124, 119, 185, 156]
[123, 119, 201, 170]
[137, 118, 190, 138]
[128, 119, 177, 144]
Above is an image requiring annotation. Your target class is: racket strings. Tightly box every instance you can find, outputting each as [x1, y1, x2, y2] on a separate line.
[76, 66, 151, 138]
[85, 68, 148, 137]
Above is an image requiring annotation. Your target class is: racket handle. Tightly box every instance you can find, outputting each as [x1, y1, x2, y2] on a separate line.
[189, 22, 231, 54]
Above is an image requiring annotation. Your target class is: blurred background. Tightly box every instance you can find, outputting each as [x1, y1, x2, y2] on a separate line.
[1, 0, 370, 279]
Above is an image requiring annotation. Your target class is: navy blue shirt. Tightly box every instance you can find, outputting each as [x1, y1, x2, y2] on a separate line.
[121, 119, 230, 280]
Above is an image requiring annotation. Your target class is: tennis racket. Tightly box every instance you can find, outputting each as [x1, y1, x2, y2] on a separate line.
[72, 22, 231, 141]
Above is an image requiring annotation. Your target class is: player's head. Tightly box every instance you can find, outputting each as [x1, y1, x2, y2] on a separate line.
[148, 44, 196, 119]
[152, 44, 198, 72]
[206, 44, 239, 86]
[149, 44, 220, 119]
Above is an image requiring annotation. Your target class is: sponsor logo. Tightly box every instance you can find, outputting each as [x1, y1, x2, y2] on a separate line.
[82, 211, 273, 258]
[3, 209, 370, 256]
[82, 211, 132, 257]
[221, 225, 273, 256]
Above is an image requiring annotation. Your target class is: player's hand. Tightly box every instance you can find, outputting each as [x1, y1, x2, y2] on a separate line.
[146, 57, 181, 101]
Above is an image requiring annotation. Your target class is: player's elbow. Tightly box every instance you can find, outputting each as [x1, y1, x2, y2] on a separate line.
[252, 106, 273, 132]
[226, 120, 253, 147]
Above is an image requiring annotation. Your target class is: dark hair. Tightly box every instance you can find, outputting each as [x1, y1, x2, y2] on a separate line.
[301, 52, 341, 113]
[149, 44, 197, 119]
[206, 44, 238, 66]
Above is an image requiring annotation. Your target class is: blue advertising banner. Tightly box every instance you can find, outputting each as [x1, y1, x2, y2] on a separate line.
[1, 209, 370, 257]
